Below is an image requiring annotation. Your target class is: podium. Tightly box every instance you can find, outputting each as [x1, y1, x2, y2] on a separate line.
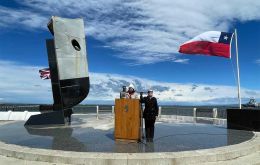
[114, 99, 142, 141]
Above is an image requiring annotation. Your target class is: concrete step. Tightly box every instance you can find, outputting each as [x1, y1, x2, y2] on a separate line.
[0, 155, 69, 165]
[199, 151, 260, 165]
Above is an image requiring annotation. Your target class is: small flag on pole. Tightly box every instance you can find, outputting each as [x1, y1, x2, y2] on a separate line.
[179, 31, 233, 58]
[39, 68, 50, 80]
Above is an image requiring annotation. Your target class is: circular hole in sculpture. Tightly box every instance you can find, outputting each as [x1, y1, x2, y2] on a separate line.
[71, 39, 81, 51]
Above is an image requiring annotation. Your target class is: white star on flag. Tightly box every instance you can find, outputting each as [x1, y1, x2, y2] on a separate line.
[224, 35, 228, 40]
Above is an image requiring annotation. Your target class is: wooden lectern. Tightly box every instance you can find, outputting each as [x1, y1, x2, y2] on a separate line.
[114, 99, 141, 142]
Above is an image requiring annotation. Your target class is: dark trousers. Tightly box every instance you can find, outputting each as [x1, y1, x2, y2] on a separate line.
[144, 118, 156, 141]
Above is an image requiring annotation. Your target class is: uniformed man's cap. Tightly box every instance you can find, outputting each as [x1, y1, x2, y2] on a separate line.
[148, 89, 153, 93]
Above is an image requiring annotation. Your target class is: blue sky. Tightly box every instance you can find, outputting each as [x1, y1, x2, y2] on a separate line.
[0, 0, 260, 105]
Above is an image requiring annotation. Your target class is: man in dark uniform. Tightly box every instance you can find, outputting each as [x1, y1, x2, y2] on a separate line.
[140, 89, 159, 142]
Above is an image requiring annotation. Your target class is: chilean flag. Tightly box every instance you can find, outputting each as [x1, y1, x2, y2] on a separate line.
[179, 31, 233, 58]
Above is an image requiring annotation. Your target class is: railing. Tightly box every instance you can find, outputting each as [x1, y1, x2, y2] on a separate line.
[96, 105, 115, 119]
[192, 107, 218, 118]
[0, 104, 227, 120]
[0, 105, 40, 112]
[94, 105, 224, 120]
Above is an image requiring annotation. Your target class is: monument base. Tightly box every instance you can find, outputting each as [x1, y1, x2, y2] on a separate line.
[24, 110, 65, 126]
[227, 108, 260, 131]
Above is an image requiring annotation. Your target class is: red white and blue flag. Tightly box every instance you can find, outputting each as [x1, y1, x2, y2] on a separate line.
[179, 31, 233, 58]
[39, 68, 50, 80]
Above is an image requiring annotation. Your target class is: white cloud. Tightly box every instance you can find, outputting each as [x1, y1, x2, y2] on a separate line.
[1, 0, 260, 64]
[0, 60, 260, 105]
[0, 6, 48, 30]
[256, 59, 260, 65]
[0, 60, 52, 103]
[173, 59, 190, 64]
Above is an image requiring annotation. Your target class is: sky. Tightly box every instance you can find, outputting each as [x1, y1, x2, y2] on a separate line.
[0, 0, 260, 105]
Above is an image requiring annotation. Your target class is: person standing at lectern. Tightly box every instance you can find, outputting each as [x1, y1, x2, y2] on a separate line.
[140, 90, 158, 142]
[120, 86, 127, 98]
[126, 84, 138, 99]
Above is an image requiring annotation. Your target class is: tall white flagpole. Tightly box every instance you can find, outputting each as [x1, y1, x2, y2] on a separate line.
[234, 29, 242, 109]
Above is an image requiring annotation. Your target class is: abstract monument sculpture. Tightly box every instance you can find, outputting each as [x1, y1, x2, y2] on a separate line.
[25, 16, 90, 126]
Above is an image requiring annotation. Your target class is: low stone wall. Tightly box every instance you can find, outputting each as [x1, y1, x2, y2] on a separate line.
[0, 111, 40, 121]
